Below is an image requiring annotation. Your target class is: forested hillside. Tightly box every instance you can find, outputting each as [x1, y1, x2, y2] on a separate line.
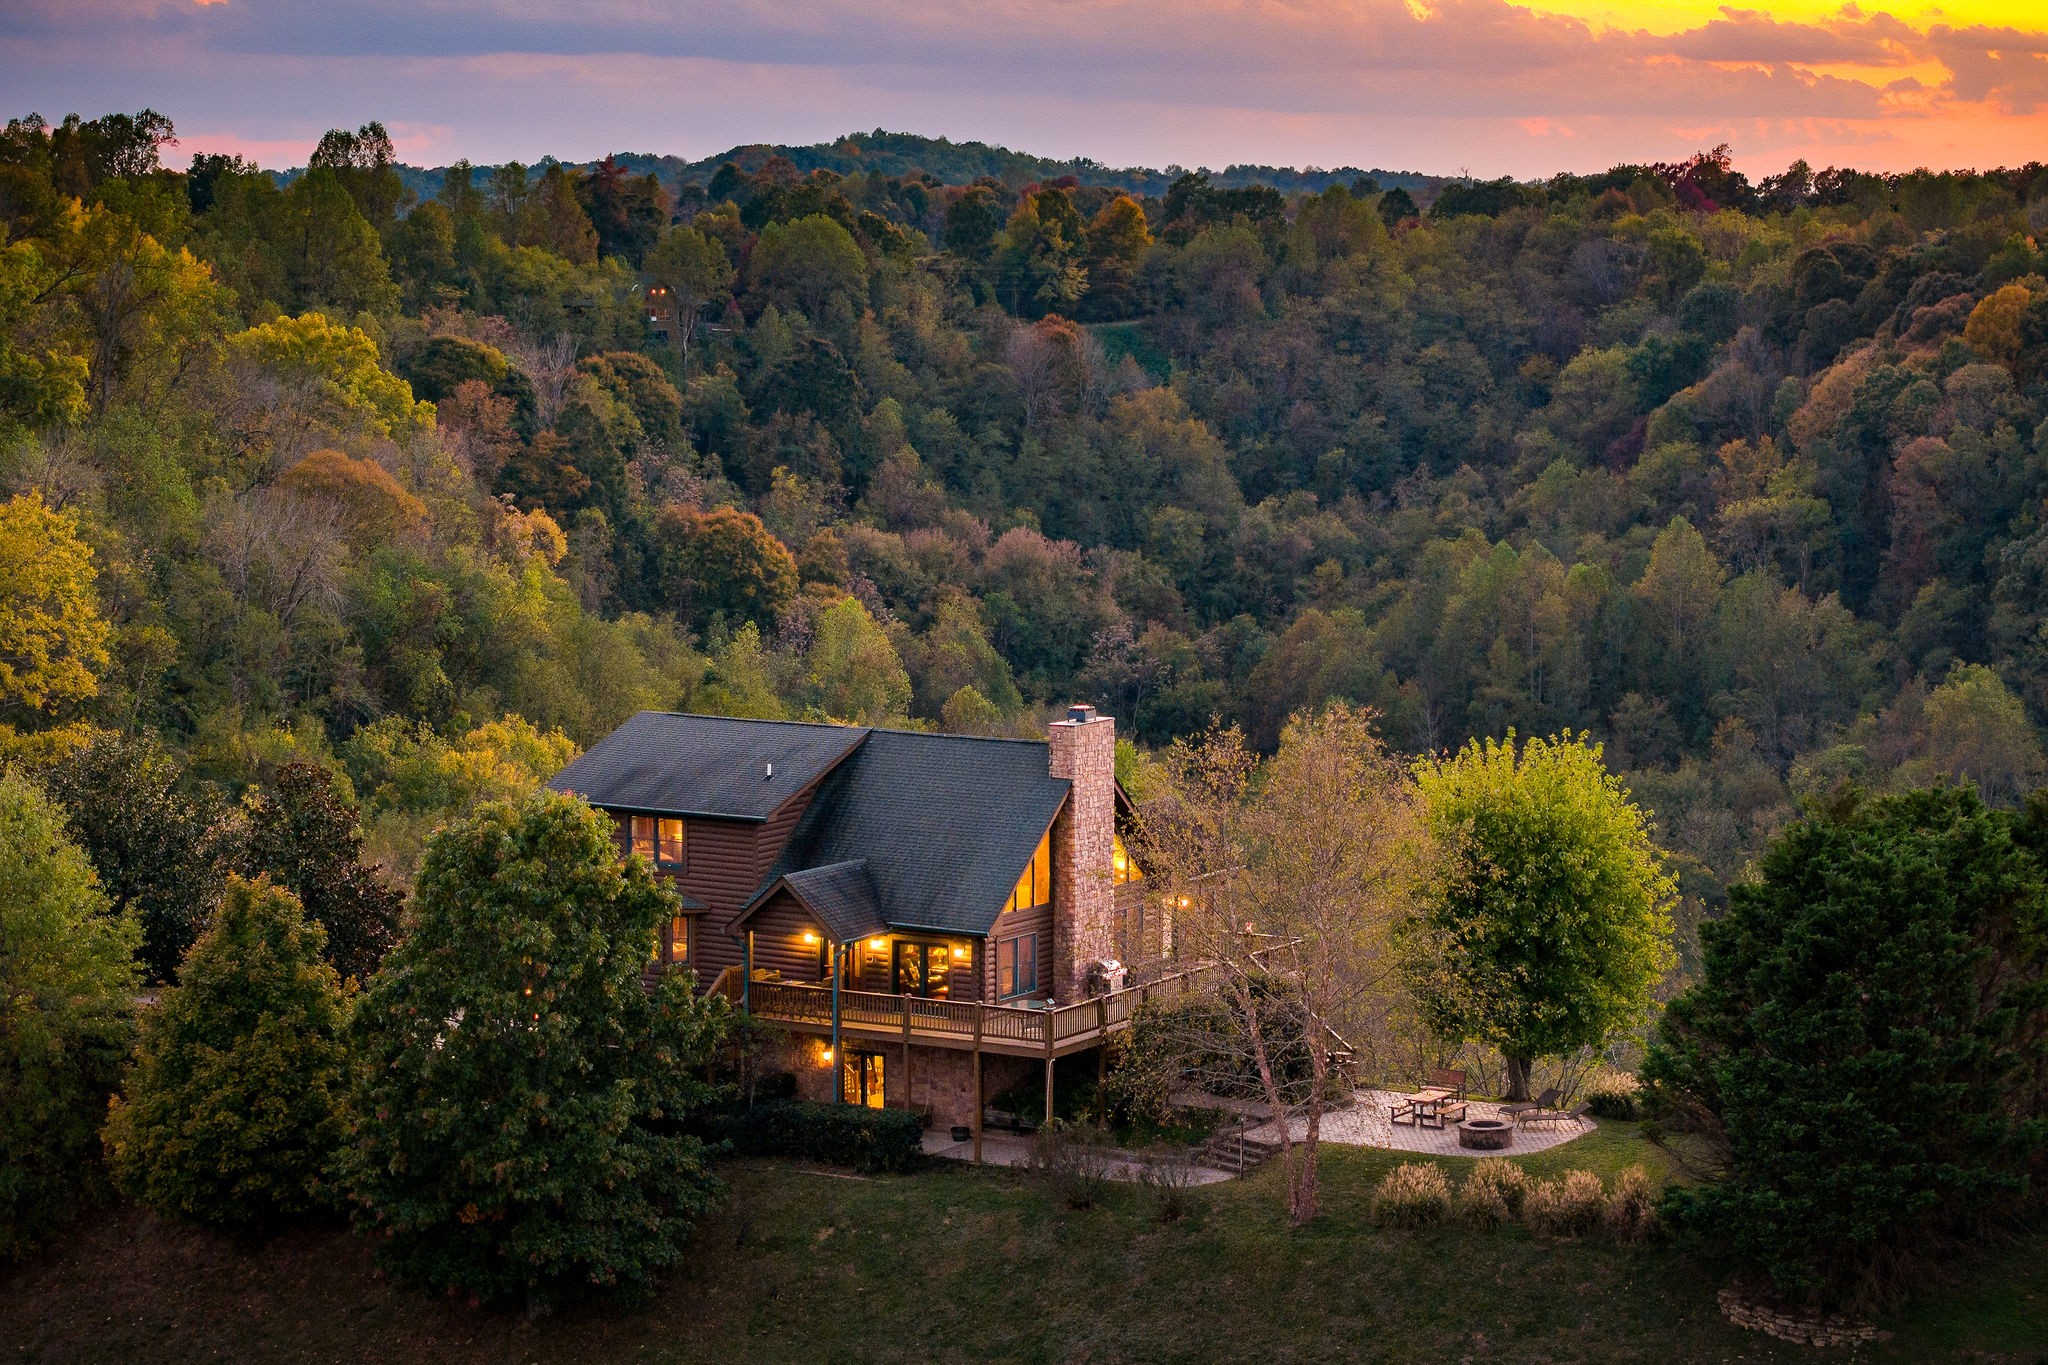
[6, 110, 2048, 938]
[365, 130, 1444, 211]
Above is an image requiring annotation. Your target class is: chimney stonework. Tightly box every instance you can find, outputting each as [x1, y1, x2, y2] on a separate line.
[1047, 705, 1117, 1002]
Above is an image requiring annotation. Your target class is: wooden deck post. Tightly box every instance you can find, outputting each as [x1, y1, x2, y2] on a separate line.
[971, 1003, 984, 1164]
[741, 931, 753, 1013]
[900, 991, 913, 1113]
[1043, 1016, 1056, 1127]
[830, 943, 843, 1105]
[1096, 997, 1109, 1124]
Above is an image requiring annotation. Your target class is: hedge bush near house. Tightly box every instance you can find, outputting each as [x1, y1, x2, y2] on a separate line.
[714, 1100, 924, 1174]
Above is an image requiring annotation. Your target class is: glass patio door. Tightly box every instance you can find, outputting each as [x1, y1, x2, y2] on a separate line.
[891, 941, 951, 998]
[841, 1050, 885, 1108]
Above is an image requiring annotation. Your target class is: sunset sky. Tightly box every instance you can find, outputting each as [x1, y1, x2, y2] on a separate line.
[6, 0, 2047, 178]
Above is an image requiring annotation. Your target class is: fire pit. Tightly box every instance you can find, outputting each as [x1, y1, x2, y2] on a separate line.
[1458, 1118, 1514, 1151]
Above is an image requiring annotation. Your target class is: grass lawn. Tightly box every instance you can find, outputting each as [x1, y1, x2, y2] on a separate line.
[4, 1120, 2043, 1363]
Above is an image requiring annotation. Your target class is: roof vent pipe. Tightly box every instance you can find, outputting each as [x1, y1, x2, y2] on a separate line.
[765, 762, 774, 780]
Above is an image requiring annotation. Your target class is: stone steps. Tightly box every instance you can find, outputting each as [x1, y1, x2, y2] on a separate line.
[1190, 1128, 1284, 1175]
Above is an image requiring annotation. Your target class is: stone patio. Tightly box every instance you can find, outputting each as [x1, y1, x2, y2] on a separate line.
[1244, 1089, 1593, 1157]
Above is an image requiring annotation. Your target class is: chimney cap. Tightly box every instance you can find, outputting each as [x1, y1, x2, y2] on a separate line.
[1065, 704, 1099, 724]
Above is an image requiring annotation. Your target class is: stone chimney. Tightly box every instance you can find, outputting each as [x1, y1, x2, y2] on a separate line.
[1047, 704, 1116, 1001]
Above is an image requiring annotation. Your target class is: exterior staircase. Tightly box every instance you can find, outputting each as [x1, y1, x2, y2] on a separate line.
[1190, 1120, 1285, 1175]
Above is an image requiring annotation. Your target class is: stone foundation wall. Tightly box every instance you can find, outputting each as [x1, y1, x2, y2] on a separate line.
[749, 1029, 1034, 1130]
[1716, 1290, 1883, 1347]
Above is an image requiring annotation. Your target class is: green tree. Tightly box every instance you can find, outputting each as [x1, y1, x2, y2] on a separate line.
[337, 792, 727, 1307]
[104, 875, 351, 1228]
[1405, 732, 1676, 1100]
[943, 185, 1003, 260]
[747, 214, 867, 330]
[0, 771, 139, 1260]
[650, 502, 798, 633]
[275, 168, 400, 314]
[1901, 664, 2046, 806]
[402, 334, 508, 404]
[240, 761, 403, 983]
[40, 731, 243, 982]
[1644, 787, 2048, 1310]
[1082, 195, 1151, 318]
[0, 492, 110, 732]
[803, 595, 912, 725]
[643, 224, 734, 369]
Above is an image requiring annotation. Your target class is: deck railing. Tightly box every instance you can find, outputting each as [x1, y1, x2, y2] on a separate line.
[726, 961, 1215, 1055]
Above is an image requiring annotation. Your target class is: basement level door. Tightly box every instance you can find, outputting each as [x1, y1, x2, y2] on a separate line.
[843, 1050, 885, 1108]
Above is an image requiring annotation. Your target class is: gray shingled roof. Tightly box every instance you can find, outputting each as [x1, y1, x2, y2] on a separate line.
[547, 712, 868, 820]
[753, 728, 1071, 936]
[756, 860, 887, 942]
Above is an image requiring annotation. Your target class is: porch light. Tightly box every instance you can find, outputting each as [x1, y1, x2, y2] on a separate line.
[952, 945, 970, 960]
[868, 937, 886, 950]
[801, 930, 819, 945]
[820, 1048, 835, 1064]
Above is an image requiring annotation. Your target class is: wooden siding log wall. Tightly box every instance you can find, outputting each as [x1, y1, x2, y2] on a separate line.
[748, 891, 830, 981]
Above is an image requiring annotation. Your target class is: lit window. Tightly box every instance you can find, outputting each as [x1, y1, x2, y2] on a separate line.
[630, 815, 656, 861]
[999, 933, 1039, 998]
[656, 817, 685, 867]
[1112, 833, 1143, 885]
[1006, 830, 1052, 912]
[667, 915, 690, 964]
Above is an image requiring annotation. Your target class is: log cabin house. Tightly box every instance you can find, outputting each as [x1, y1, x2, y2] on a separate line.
[549, 704, 1199, 1144]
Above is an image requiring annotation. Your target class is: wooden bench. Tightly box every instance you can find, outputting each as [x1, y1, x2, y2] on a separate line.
[1389, 1068, 1469, 1125]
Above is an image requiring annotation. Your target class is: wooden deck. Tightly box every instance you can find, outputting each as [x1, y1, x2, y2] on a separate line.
[708, 964, 1213, 1058]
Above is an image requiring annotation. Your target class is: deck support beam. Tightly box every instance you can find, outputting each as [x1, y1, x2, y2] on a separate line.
[1043, 1021, 1056, 1127]
[1096, 997, 1109, 1124]
[971, 1004, 984, 1164]
[900, 992, 912, 1113]
[830, 942, 843, 1104]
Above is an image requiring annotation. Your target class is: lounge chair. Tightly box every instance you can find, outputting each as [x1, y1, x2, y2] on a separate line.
[1501, 1088, 1562, 1123]
[1519, 1100, 1592, 1128]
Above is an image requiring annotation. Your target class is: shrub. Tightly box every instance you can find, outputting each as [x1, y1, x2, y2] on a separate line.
[1136, 1145, 1201, 1222]
[1456, 1157, 1529, 1227]
[0, 773, 139, 1260]
[1372, 1162, 1452, 1229]
[338, 793, 729, 1308]
[1643, 787, 2048, 1310]
[1026, 1120, 1117, 1209]
[1584, 1073, 1642, 1121]
[1606, 1165, 1659, 1244]
[715, 1099, 923, 1174]
[1525, 1169, 1608, 1239]
[104, 876, 351, 1228]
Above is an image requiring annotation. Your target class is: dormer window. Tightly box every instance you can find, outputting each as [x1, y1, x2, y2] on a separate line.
[630, 815, 687, 869]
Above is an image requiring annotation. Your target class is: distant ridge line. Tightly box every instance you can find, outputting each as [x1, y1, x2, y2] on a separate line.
[275, 128, 1450, 201]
